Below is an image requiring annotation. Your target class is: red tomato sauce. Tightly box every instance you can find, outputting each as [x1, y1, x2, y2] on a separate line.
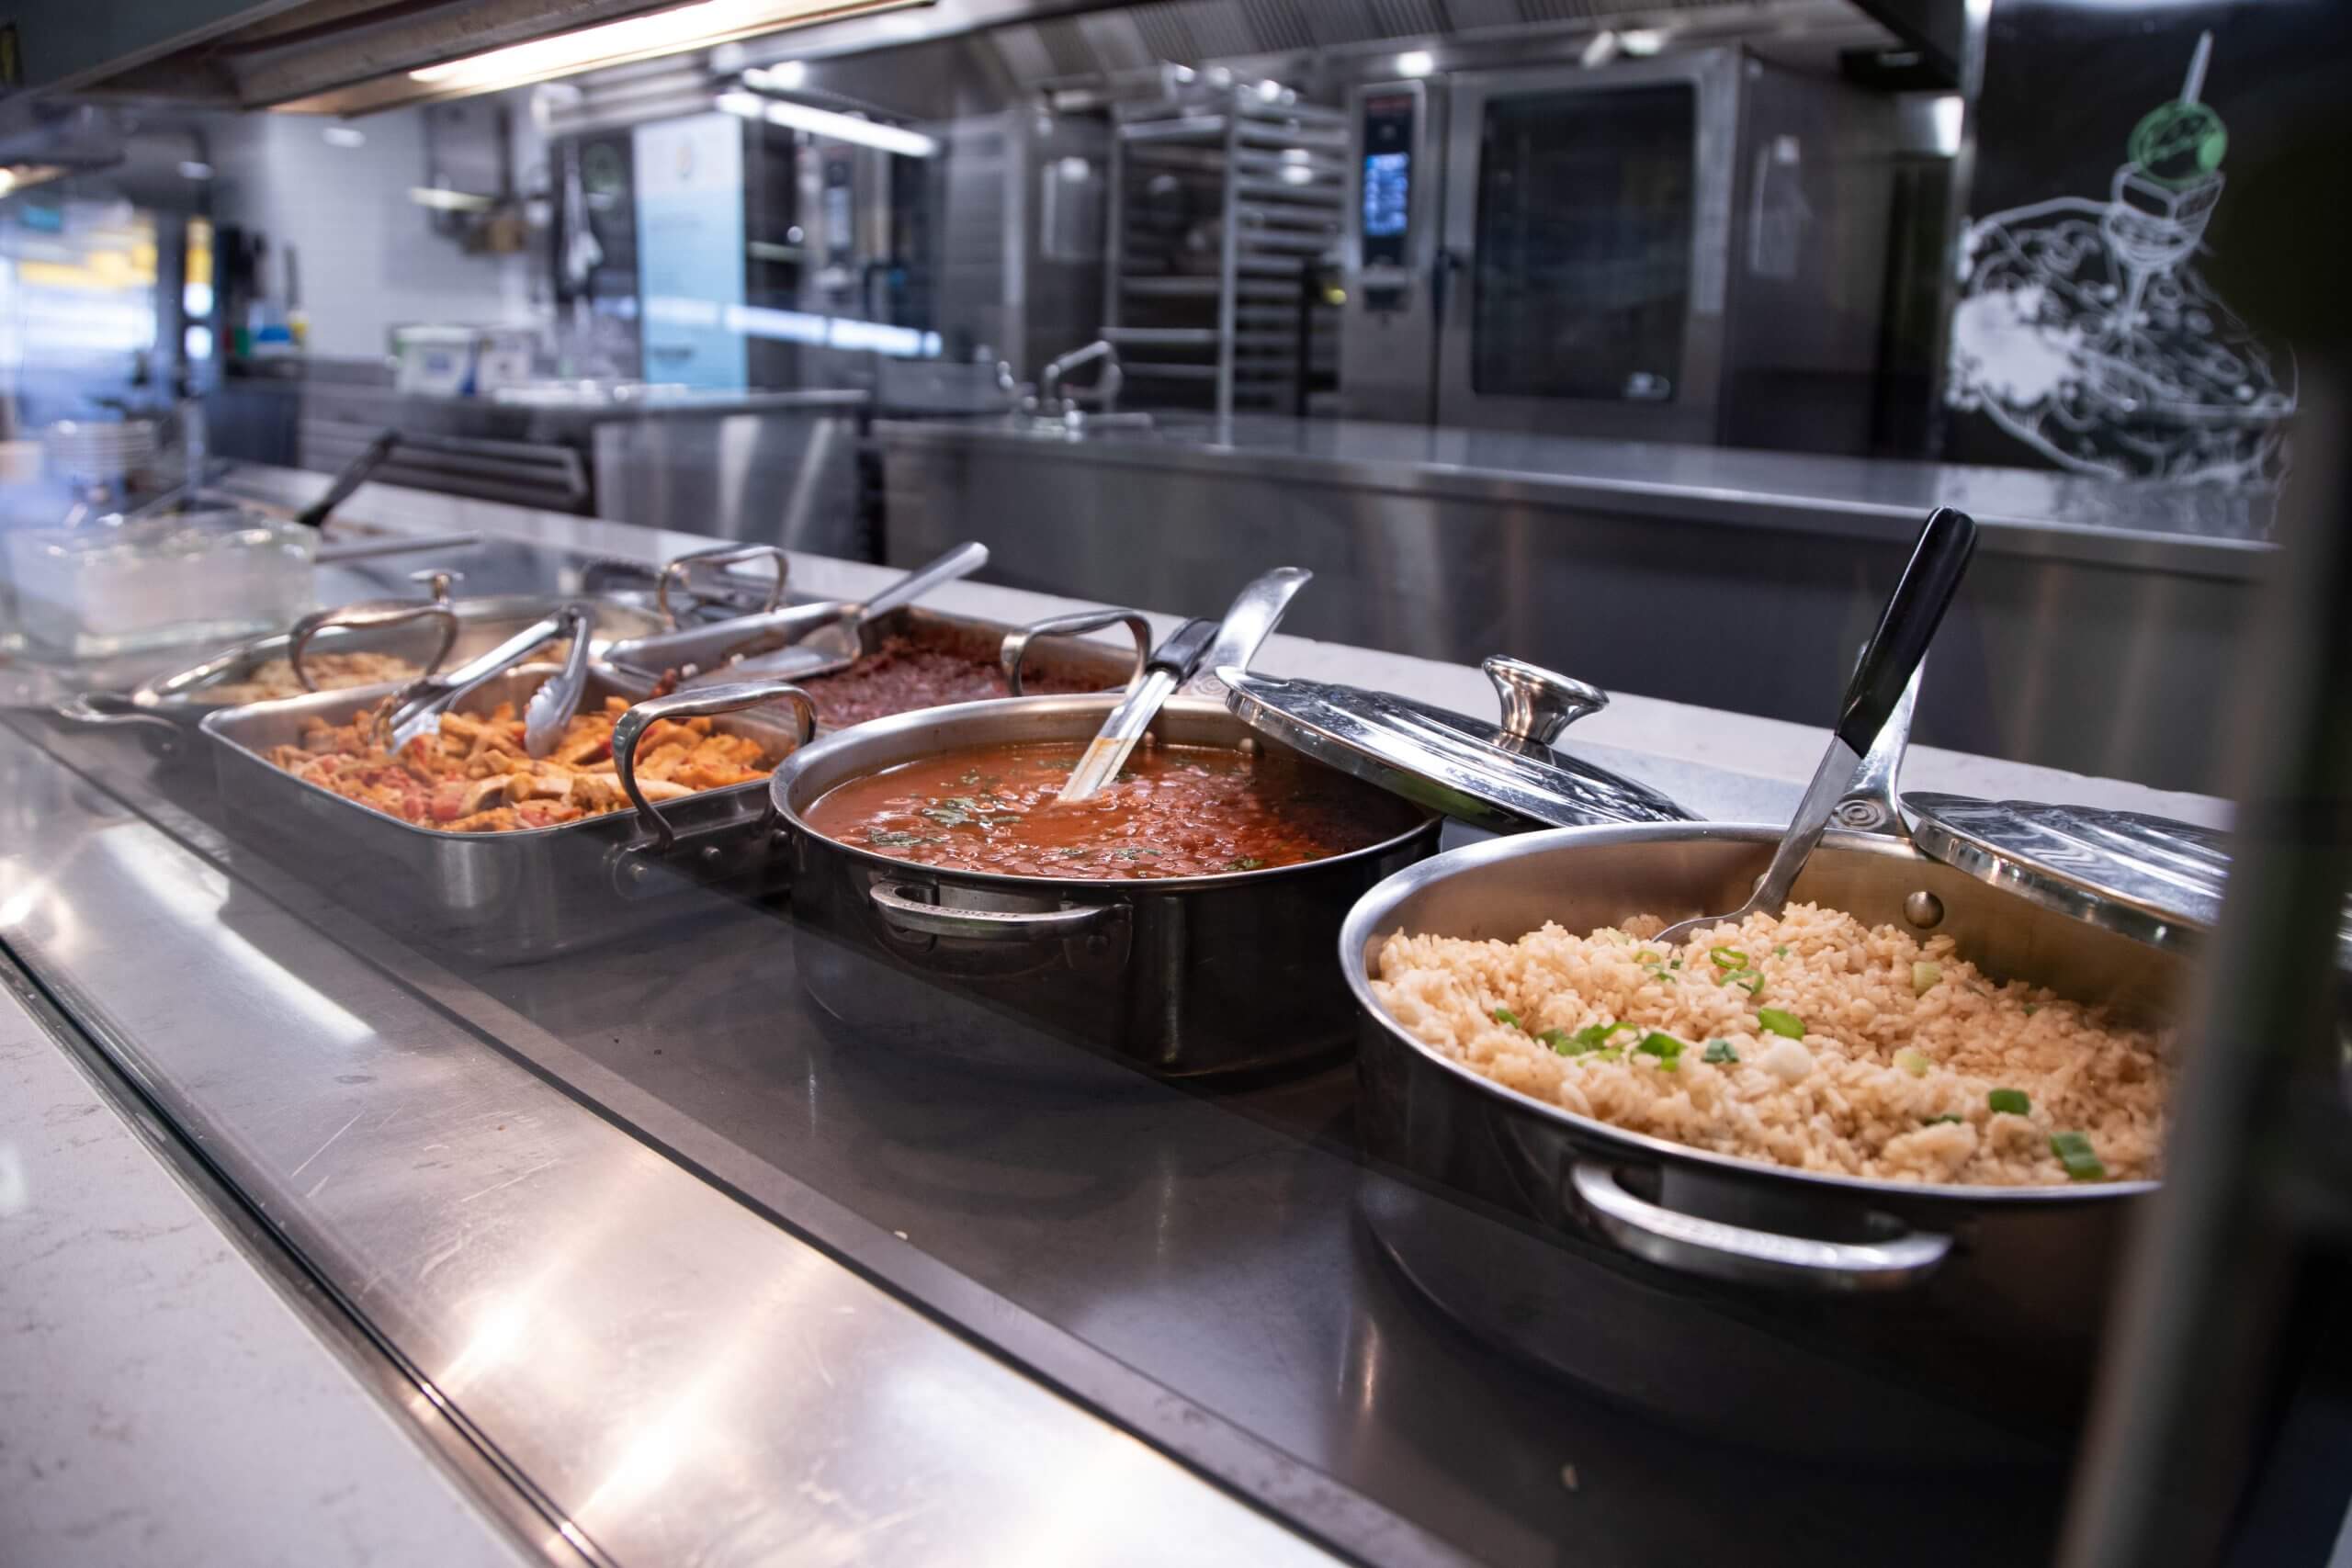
[804, 739, 1417, 879]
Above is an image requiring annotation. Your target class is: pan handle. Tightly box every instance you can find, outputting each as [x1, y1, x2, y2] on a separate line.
[611, 678, 816, 855]
[287, 600, 462, 691]
[1000, 610, 1152, 696]
[1568, 1162, 1951, 1292]
[656, 542, 789, 627]
[51, 693, 186, 756]
[868, 881, 1122, 942]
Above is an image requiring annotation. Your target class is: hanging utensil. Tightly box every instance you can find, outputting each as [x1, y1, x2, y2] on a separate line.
[1056, 566, 1311, 804]
[1651, 505, 1977, 946]
[681, 542, 990, 689]
[378, 602, 593, 758]
[296, 429, 401, 528]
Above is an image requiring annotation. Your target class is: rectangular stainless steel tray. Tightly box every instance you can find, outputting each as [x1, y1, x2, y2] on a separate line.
[202, 663, 800, 964]
[138, 593, 671, 720]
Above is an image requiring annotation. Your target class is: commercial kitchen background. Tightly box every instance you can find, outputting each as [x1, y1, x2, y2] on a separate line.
[0, 1, 2347, 1566]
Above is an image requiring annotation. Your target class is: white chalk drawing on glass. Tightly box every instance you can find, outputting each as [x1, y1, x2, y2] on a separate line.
[1947, 32, 2294, 485]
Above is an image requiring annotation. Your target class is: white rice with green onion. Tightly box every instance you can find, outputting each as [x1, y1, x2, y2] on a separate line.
[1370, 903, 2167, 1186]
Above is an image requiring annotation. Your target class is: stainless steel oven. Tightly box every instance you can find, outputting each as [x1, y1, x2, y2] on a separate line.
[1341, 49, 1894, 451]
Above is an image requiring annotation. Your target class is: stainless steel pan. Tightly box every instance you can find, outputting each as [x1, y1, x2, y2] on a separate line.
[775, 694, 1442, 1077]
[201, 664, 810, 963]
[1341, 818, 2193, 1444]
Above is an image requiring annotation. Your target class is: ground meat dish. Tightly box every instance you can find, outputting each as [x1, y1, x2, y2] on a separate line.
[804, 739, 1414, 879]
[797, 637, 1102, 728]
[266, 693, 775, 833]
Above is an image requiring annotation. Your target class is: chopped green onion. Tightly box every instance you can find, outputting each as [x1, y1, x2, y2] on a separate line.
[1539, 1029, 1575, 1055]
[1710, 947, 1749, 970]
[1702, 1039, 1739, 1065]
[2023, 1003, 2041, 1017]
[1894, 1047, 1930, 1077]
[1566, 1020, 1638, 1053]
[1734, 974, 1764, 998]
[1987, 1088, 2031, 1116]
[1758, 1008, 1805, 1039]
[1924, 1113, 1963, 1126]
[1774, 945, 1790, 958]
[1668, 959, 1682, 970]
[1635, 1032, 1687, 1070]
[1589, 1047, 1625, 1061]
[2050, 1131, 2108, 1181]
[1492, 1007, 1522, 1030]
[1912, 961, 1942, 995]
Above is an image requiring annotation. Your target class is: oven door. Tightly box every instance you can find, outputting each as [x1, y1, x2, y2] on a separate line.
[1436, 51, 1742, 440]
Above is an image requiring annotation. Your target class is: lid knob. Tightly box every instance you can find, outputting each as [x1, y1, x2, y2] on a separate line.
[1483, 656, 1608, 745]
[407, 567, 463, 604]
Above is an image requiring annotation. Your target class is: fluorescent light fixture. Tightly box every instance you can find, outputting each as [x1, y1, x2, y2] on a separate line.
[1394, 50, 1434, 78]
[1580, 30, 1620, 68]
[0, 165, 65, 197]
[1929, 94, 1964, 158]
[322, 125, 367, 148]
[645, 295, 944, 357]
[752, 59, 807, 89]
[1618, 28, 1668, 56]
[409, 186, 493, 212]
[410, 0, 913, 97]
[178, 160, 213, 180]
[718, 86, 937, 158]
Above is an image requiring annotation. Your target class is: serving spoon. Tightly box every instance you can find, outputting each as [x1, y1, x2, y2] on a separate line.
[679, 542, 991, 689]
[1055, 566, 1312, 804]
[1651, 506, 1977, 948]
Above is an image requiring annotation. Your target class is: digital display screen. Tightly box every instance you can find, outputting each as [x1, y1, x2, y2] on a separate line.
[1363, 152, 1410, 238]
[1359, 91, 1417, 269]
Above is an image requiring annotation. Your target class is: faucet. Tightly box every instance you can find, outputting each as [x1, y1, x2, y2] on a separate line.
[1036, 339, 1124, 426]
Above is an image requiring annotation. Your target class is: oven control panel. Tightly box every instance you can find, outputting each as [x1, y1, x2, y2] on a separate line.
[1358, 87, 1419, 311]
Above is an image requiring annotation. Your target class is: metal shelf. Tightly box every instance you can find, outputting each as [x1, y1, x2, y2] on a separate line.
[1102, 326, 1221, 347]
[1107, 83, 1345, 419]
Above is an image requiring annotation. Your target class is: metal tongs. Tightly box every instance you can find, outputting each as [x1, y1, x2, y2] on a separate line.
[1651, 507, 1976, 946]
[375, 601, 594, 759]
[1013, 567, 1313, 805]
[678, 542, 992, 689]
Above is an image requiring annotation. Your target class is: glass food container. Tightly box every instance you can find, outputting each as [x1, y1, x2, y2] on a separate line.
[5, 503, 316, 660]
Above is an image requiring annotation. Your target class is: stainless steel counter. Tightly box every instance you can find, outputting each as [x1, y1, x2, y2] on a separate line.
[0, 479, 2266, 1566]
[875, 413, 2278, 794]
[211, 377, 870, 552]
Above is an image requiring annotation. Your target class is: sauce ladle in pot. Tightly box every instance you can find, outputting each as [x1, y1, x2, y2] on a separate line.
[1047, 566, 1312, 805]
[1651, 507, 1977, 947]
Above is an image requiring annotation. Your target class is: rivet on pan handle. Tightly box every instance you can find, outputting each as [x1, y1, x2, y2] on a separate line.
[611, 678, 816, 855]
[655, 542, 789, 627]
[1568, 1162, 1951, 1292]
[286, 599, 462, 691]
[999, 609, 1152, 696]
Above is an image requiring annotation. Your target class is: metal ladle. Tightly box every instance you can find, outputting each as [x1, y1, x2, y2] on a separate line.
[1651, 506, 1977, 947]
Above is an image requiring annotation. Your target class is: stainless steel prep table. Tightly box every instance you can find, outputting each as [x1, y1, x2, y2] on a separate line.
[0, 492, 2233, 1566]
[873, 412, 2275, 795]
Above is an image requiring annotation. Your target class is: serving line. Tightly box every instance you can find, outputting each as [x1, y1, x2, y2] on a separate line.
[0, 726, 1345, 1568]
[211, 462, 2231, 830]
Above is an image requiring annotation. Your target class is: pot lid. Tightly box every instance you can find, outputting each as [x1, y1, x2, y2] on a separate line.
[1901, 794, 2351, 956]
[1219, 656, 1691, 831]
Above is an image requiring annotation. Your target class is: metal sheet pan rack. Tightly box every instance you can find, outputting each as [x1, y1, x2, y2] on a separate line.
[1103, 85, 1345, 418]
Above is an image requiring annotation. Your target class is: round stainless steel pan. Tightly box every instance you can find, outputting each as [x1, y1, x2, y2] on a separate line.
[1341, 819, 2198, 1445]
[773, 693, 1442, 1077]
